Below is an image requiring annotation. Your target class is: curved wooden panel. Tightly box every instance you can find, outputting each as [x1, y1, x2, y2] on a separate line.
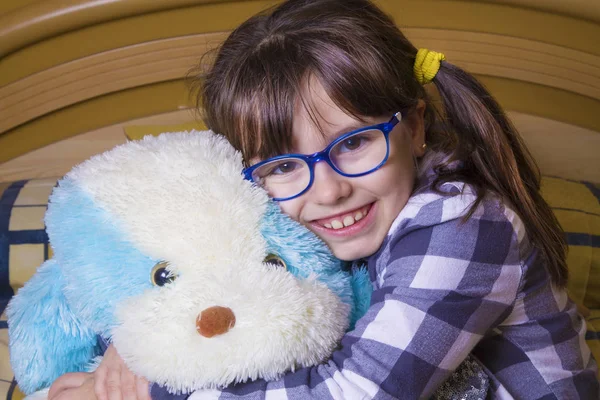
[2, 0, 599, 86]
[0, 109, 196, 183]
[0, 0, 227, 57]
[406, 29, 600, 99]
[510, 111, 600, 183]
[477, 0, 600, 24]
[0, 33, 226, 134]
[3, 27, 599, 136]
[0, 80, 191, 164]
[380, 0, 600, 56]
[479, 76, 600, 133]
[0, 1, 271, 86]
[2, 73, 599, 165]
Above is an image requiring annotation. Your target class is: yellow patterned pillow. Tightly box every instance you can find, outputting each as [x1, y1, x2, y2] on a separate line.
[541, 177, 600, 310]
[587, 309, 600, 369]
[1, 178, 56, 400]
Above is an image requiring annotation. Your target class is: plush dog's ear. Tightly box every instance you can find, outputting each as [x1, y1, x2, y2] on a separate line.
[348, 266, 372, 331]
[7, 259, 99, 395]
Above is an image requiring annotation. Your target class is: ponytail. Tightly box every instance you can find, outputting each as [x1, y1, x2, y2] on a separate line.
[429, 62, 568, 287]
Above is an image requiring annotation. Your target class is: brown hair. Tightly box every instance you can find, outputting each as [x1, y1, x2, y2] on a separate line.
[190, 0, 568, 286]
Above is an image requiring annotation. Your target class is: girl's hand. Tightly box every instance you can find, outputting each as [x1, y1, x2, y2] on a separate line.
[48, 372, 96, 400]
[94, 344, 151, 400]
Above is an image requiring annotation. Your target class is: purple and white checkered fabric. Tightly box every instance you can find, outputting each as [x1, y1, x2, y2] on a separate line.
[179, 182, 599, 400]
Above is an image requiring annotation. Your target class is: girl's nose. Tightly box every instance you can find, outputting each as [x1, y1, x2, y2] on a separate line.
[196, 306, 236, 337]
[310, 162, 352, 204]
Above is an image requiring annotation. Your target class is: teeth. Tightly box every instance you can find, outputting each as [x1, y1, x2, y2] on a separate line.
[331, 220, 343, 229]
[321, 205, 370, 229]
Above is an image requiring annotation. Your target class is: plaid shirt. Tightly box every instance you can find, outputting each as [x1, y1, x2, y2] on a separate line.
[157, 181, 598, 400]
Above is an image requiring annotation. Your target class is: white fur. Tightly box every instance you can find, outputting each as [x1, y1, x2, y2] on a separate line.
[114, 270, 348, 392]
[67, 131, 349, 393]
[24, 388, 49, 400]
[68, 131, 268, 267]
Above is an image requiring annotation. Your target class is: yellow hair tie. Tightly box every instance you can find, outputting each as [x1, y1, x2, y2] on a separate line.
[414, 49, 446, 85]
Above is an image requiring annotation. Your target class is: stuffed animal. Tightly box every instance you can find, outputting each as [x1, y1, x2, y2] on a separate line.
[7, 130, 488, 399]
[7, 130, 373, 397]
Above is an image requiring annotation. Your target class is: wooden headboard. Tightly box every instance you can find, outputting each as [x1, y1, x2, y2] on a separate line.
[1, 0, 599, 182]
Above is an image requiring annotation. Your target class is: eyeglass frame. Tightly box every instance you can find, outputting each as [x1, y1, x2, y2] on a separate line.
[243, 111, 402, 201]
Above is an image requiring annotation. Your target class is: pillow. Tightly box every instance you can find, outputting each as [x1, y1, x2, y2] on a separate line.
[123, 121, 207, 141]
[540, 177, 600, 310]
[586, 309, 600, 374]
[1, 175, 599, 396]
[0, 179, 55, 302]
[1, 178, 55, 400]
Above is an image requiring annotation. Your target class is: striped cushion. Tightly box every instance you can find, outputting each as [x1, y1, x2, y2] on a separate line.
[0, 178, 54, 399]
[0, 176, 598, 397]
[541, 177, 600, 310]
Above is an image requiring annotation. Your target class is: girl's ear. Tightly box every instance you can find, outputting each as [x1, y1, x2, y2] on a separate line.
[406, 99, 427, 157]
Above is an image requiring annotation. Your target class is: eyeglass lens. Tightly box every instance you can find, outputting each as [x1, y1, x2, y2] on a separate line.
[252, 129, 388, 199]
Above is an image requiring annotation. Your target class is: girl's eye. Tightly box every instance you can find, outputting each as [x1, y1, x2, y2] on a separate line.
[264, 254, 287, 270]
[337, 133, 372, 153]
[270, 161, 302, 176]
[341, 136, 363, 151]
[151, 261, 177, 286]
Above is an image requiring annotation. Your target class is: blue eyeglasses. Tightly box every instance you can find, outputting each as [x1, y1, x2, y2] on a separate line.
[243, 112, 401, 201]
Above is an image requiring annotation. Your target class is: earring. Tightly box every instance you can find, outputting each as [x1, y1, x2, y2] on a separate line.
[421, 143, 427, 150]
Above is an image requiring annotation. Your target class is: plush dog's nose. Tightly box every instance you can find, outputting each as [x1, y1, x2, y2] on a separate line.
[196, 306, 236, 338]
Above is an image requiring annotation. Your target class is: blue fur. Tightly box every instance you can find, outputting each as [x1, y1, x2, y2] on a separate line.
[7, 178, 159, 394]
[45, 178, 157, 336]
[349, 266, 372, 329]
[6, 259, 99, 394]
[260, 202, 372, 329]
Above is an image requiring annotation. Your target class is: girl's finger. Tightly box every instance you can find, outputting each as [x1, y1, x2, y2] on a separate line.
[120, 364, 137, 400]
[94, 362, 109, 400]
[106, 363, 123, 400]
[136, 375, 151, 400]
[48, 372, 91, 399]
[57, 378, 98, 400]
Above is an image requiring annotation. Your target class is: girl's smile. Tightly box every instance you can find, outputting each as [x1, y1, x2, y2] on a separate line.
[308, 202, 375, 237]
[312, 203, 373, 230]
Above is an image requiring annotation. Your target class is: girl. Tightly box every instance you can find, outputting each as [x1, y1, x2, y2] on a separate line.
[50, 0, 598, 398]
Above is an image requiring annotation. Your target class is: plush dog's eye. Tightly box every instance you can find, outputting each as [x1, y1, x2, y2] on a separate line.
[151, 261, 177, 286]
[264, 254, 287, 270]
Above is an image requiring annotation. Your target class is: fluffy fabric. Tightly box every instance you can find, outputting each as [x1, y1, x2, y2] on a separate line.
[7, 131, 373, 395]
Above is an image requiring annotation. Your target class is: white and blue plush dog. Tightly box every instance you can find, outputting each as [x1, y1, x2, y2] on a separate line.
[7, 131, 372, 397]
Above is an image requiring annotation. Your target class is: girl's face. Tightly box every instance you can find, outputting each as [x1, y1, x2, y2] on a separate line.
[267, 78, 425, 260]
